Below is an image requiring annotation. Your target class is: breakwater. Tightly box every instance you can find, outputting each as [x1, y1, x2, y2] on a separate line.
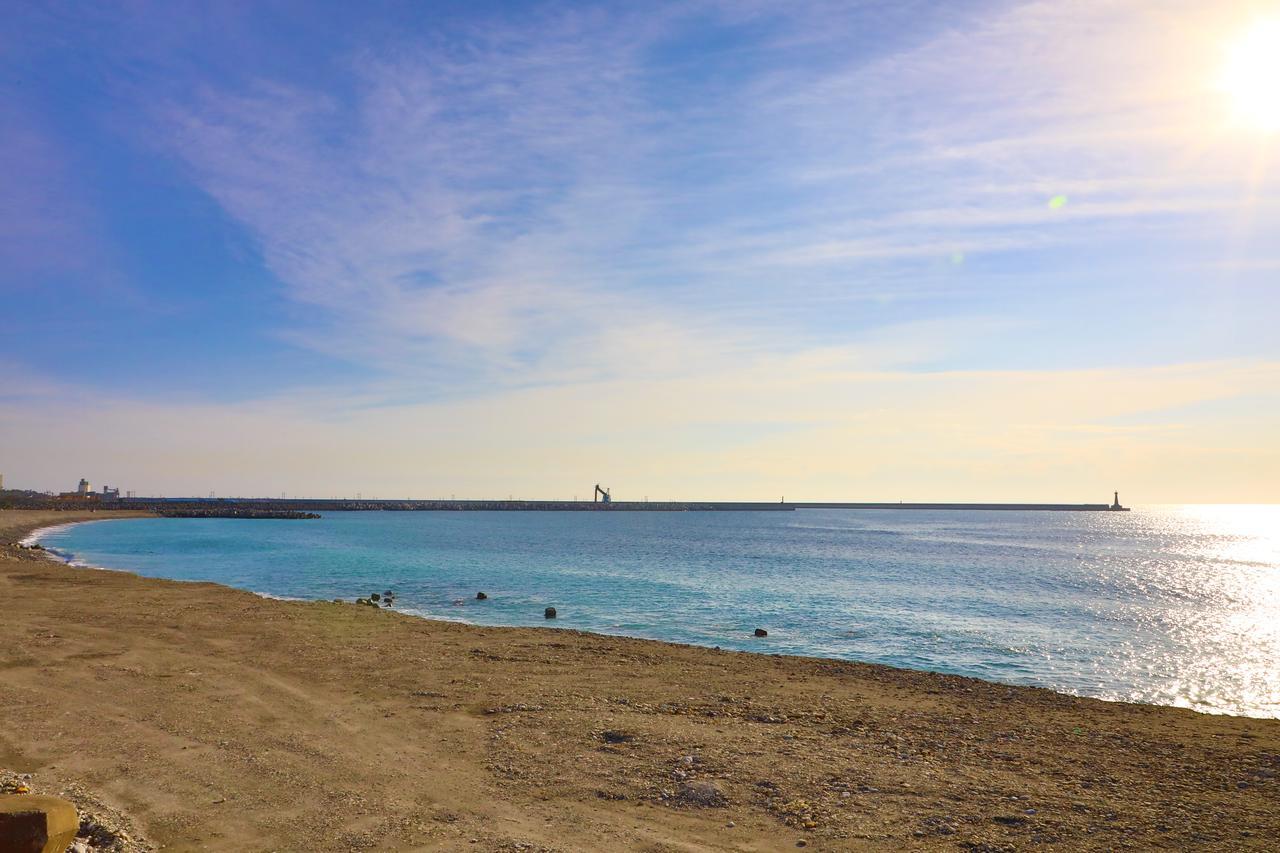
[155, 508, 322, 519]
[3, 497, 1127, 513]
[788, 501, 1127, 511]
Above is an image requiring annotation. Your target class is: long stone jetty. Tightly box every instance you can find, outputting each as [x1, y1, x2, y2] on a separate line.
[3, 497, 1128, 513]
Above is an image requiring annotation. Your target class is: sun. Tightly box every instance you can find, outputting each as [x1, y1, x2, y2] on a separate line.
[1218, 18, 1280, 132]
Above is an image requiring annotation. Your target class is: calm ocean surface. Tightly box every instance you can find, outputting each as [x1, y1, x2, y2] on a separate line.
[35, 506, 1280, 718]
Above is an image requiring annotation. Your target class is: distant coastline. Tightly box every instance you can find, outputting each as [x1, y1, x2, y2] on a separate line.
[3, 496, 1128, 513]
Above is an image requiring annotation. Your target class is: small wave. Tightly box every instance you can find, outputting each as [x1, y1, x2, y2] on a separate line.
[252, 591, 309, 602]
[785, 524, 902, 535]
[395, 607, 478, 626]
[20, 521, 87, 546]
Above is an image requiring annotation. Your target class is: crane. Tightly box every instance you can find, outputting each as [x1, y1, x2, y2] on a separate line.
[593, 484, 612, 504]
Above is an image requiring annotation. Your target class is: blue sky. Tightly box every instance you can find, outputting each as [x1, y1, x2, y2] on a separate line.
[3, 0, 1279, 500]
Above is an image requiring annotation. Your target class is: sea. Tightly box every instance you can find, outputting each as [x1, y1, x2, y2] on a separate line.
[32, 505, 1280, 719]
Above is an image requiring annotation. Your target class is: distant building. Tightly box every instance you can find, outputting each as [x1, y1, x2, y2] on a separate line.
[57, 477, 101, 501]
[0, 472, 4, 491]
[102, 485, 120, 500]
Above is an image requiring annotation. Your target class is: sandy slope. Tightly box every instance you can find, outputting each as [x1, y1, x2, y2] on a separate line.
[1, 509, 1277, 851]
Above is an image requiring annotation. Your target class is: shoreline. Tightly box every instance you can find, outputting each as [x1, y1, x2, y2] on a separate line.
[3, 509, 1278, 850]
[21, 511, 1279, 722]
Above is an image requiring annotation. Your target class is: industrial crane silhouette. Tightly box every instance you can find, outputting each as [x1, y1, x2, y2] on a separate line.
[593, 484, 612, 504]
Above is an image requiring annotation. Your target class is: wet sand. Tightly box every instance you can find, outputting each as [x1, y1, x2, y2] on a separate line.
[2, 509, 1277, 851]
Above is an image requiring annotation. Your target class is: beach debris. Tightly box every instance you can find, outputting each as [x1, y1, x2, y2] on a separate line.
[544, 607, 557, 619]
[754, 628, 768, 637]
[675, 780, 726, 807]
[600, 730, 635, 744]
[992, 814, 1027, 826]
[0, 793, 80, 853]
[0, 778, 30, 795]
[476, 592, 488, 600]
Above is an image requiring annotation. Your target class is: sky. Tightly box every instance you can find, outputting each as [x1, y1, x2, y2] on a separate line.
[2, 0, 1279, 502]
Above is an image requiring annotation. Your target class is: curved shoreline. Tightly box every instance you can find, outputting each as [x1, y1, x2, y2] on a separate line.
[20, 517, 147, 548]
[22, 517, 146, 568]
[20, 510, 1280, 721]
[3, 508, 1279, 850]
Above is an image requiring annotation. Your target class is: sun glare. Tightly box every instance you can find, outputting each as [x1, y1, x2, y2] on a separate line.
[1218, 18, 1280, 132]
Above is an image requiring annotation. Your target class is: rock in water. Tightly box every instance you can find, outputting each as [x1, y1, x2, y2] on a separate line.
[0, 794, 79, 853]
[754, 628, 768, 637]
[544, 607, 557, 619]
[476, 592, 488, 600]
[370, 593, 381, 602]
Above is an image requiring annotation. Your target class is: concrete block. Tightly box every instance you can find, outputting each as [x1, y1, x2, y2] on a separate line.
[0, 794, 79, 853]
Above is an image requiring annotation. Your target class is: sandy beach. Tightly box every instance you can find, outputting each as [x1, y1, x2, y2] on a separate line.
[2, 510, 1277, 851]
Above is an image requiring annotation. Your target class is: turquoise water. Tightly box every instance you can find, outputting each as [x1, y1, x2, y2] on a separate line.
[34, 506, 1280, 718]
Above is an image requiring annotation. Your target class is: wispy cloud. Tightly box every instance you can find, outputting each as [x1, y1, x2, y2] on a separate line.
[7, 0, 1278, 499]
[133, 0, 1279, 399]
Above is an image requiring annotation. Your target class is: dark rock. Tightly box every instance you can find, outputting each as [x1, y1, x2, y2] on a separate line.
[370, 593, 381, 602]
[601, 730, 635, 744]
[476, 592, 488, 600]
[754, 628, 768, 637]
[544, 607, 557, 619]
[676, 780, 726, 807]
